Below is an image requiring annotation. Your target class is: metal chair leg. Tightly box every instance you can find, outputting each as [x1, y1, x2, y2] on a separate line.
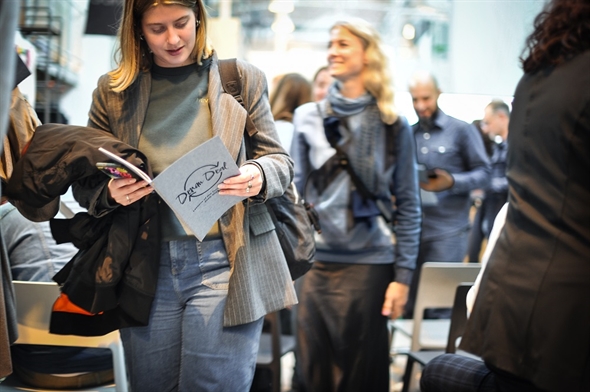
[401, 355, 415, 392]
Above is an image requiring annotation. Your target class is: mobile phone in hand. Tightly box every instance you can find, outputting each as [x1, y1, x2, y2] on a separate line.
[418, 164, 438, 183]
[96, 162, 136, 179]
[427, 169, 438, 179]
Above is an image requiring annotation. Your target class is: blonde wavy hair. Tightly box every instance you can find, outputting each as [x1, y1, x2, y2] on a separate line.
[109, 0, 213, 92]
[331, 18, 397, 124]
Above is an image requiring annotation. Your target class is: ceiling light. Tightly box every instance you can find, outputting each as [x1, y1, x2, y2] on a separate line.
[268, 0, 294, 14]
[402, 23, 416, 40]
[271, 14, 295, 34]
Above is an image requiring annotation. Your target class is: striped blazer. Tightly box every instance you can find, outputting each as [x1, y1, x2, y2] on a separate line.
[76, 53, 297, 326]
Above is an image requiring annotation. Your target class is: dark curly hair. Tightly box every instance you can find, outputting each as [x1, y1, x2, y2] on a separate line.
[520, 0, 590, 73]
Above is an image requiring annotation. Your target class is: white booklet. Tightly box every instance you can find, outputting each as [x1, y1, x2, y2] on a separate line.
[99, 136, 245, 241]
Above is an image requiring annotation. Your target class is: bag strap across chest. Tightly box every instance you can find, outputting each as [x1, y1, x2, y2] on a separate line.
[218, 58, 257, 138]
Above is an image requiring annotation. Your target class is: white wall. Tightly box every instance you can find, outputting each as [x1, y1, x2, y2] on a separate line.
[448, 0, 545, 96]
[208, 17, 242, 59]
[60, 35, 116, 126]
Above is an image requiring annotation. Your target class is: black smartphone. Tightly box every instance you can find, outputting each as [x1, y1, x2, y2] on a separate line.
[418, 164, 438, 183]
[96, 162, 136, 179]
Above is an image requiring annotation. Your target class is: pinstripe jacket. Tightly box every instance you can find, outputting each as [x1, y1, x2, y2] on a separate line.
[75, 53, 297, 327]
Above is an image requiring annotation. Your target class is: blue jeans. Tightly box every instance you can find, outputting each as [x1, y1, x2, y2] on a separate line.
[120, 239, 264, 392]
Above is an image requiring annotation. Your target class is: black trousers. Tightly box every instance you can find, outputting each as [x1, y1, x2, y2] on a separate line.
[296, 262, 393, 392]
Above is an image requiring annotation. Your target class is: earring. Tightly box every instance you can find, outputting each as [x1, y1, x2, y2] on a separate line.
[196, 20, 200, 27]
[140, 35, 144, 41]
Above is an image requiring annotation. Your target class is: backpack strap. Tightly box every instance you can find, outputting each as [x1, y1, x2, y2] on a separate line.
[218, 58, 257, 138]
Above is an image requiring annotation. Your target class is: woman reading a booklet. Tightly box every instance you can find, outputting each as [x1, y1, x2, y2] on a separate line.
[72, 0, 296, 390]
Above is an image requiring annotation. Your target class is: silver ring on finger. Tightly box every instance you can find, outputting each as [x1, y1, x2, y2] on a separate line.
[246, 187, 250, 193]
[126, 194, 130, 203]
[247, 181, 252, 189]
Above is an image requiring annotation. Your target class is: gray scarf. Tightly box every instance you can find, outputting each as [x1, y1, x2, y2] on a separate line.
[326, 83, 383, 194]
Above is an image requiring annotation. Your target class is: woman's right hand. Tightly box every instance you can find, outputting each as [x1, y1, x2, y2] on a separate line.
[108, 178, 154, 206]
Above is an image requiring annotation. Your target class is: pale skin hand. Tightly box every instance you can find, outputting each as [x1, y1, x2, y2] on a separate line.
[108, 178, 153, 206]
[420, 168, 454, 192]
[108, 164, 262, 205]
[381, 282, 410, 319]
[218, 164, 262, 197]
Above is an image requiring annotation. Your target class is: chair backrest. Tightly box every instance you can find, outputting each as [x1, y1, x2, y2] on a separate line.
[12, 281, 128, 392]
[411, 263, 480, 351]
[445, 283, 472, 353]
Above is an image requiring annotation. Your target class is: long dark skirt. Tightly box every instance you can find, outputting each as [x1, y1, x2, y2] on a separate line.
[296, 262, 393, 392]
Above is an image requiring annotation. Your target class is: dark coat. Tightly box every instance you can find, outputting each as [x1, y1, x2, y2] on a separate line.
[461, 51, 590, 391]
[6, 123, 160, 336]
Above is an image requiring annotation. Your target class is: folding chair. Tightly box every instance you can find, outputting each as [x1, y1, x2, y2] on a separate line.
[400, 283, 481, 392]
[5, 281, 128, 392]
[390, 262, 481, 354]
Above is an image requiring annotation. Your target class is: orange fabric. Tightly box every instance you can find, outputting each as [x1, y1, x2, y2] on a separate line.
[52, 293, 103, 316]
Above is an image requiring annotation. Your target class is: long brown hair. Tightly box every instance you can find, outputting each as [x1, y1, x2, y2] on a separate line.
[109, 0, 213, 92]
[269, 73, 312, 122]
[521, 0, 590, 73]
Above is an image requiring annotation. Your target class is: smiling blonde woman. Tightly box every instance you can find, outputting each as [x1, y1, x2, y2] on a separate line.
[290, 18, 422, 391]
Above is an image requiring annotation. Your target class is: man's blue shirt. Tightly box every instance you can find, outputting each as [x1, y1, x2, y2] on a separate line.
[413, 110, 491, 241]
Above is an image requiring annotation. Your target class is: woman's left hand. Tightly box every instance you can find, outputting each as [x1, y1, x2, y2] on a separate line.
[218, 164, 262, 197]
[381, 282, 409, 319]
